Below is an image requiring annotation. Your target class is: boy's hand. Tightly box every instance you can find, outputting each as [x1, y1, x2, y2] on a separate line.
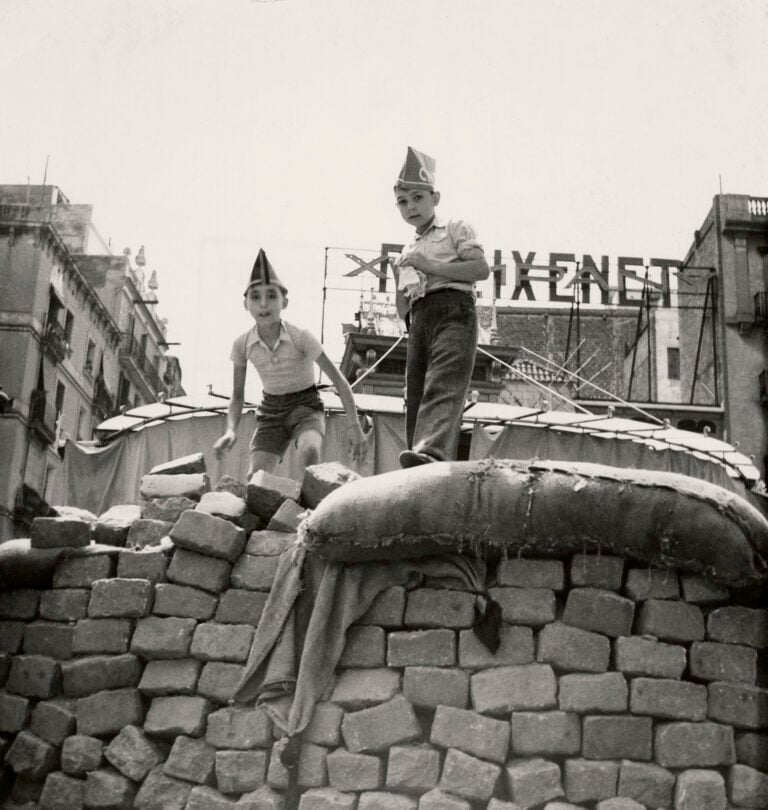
[400, 253, 432, 273]
[214, 430, 237, 459]
[347, 424, 369, 463]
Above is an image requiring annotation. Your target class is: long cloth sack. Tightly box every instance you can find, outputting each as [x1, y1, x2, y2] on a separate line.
[300, 459, 768, 588]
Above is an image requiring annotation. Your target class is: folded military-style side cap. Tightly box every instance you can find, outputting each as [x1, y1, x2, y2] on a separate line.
[394, 146, 436, 191]
[244, 248, 288, 295]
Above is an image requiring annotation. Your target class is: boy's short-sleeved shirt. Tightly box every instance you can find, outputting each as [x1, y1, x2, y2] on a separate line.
[395, 217, 485, 304]
[231, 319, 323, 395]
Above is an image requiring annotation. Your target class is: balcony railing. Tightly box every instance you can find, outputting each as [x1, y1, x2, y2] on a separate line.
[748, 197, 768, 217]
[120, 334, 165, 397]
[29, 389, 56, 445]
[42, 320, 69, 364]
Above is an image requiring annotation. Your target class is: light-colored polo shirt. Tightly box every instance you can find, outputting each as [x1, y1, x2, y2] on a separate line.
[395, 217, 485, 304]
[231, 320, 323, 395]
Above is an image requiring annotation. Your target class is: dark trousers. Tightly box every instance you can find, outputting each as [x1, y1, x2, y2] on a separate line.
[406, 290, 478, 461]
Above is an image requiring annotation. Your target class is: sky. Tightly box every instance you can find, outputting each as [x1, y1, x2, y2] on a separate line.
[2, 0, 767, 401]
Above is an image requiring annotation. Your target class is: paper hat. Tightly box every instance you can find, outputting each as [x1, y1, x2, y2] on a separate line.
[244, 249, 287, 295]
[394, 146, 436, 191]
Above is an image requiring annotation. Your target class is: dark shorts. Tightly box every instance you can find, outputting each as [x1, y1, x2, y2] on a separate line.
[250, 385, 325, 458]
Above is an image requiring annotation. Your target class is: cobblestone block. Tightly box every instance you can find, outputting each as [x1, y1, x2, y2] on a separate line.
[358, 793, 417, 810]
[595, 798, 646, 809]
[139, 658, 200, 696]
[39, 771, 85, 809]
[339, 625, 386, 667]
[88, 577, 152, 617]
[559, 672, 628, 713]
[77, 687, 144, 736]
[32, 516, 90, 549]
[690, 640, 757, 684]
[489, 586, 556, 626]
[197, 661, 243, 704]
[0, 588, 40, 619]
[104, 724, 163, 781]
[486, 801, 526, 810]
[562, 588, 634, 637]
[735, 731, 768, 771]
[386, 744, 441, 791]
[563, 758, 618, 804]
[153, 583, 217, 619]
[0, 650, 8, 685]
[185, 785, 236, 810]
[298, 741, 329, 788]
[8, 775, 44, 804]
[266, 738, 291, 789]
[215, 748, 268, 793]
[674, 768, 727, 810]
[497, 558, 564, 589]
[61, 734, 103, 775]
[84, 768, 136, 809]
[617, 760, 675, 809]
[245, 529, 295, 556]
[267, 497, 307, 532]
[238, 785, 286, 809]
[624, 567, 679, 600]
[297, 787, 356, 809]
[6, 730, 59, 780]
[418, 788, 471, 809]
[246, 470, 301, 519]
[23, 621, 74, 659]
[458, 625, 534, 668]
[654, 721, 735, 767]
[39, 588, 89, 621]
[330, 667, 401, 710]
[126, 518, 173, 549]
[142, 496, 196, 522]
[630, 677, 707, 720]
[708, 681, 768, 729]
[190, 622, 253, 663]
[404, 588, 476, 628]
[301, 461, 361, 509]
[196, 490, 247, 523]
[117, 546, 170, 583]
[511, 711, 580, 756]
[388, 629, 456, 667]
[205, 705, 272, 749]
[140, 472, 209, 501]
[144, 695, 213, 738]
[430, 704, 509, 763]
[72, 618, 132, 655]
[439, 747, 501, 801]
[341, 695, 421, 753]
[0, 691, 30, 733]
[614, 635, 686, 678]
[92, 503, 142, 547]
[166, 547, 231, 593]
[0, 620, 26, 652]
[230, 554, 280, 591]
[327, 748, 383, 791]
[61, 653, 141, 696]
[215, 588, 267, 624]
[728, 762, 768, 808]
[356, 586, 406, 627]
[134, 765, 192, 810]
[131, 615, 196, 658]
[537, 622, 610, 672]
[504, 757, 563, 807]
[304, 701, 344, 747]
[707, 605, 768, 648]
[163, 735, 216, 784]
[582, 716, 652, 760]
[149, 453, 206, 476]
[403, 666, 469, 709]
[571, 554, 624, 590]
[7, 654, 60, 698]
[637, 598, 705, 642]
[30, 699, 76, 744]
[170, 509, 246, 562]
[680, 574, 730, 604]
[54, 554, 114, 587]
[471, 662, 557, 714]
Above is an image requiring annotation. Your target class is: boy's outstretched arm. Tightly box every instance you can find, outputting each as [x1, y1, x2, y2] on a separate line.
[400, 253, 489, 282]
[213, 363, 247, 459]
[315, 352, 369, 463]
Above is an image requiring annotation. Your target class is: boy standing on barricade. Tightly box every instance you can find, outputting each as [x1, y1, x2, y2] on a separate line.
[391, 146, 489, 467]
[214, 249, 368, 477]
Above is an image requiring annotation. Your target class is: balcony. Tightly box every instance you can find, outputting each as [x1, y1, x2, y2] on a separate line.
[119, 334, 165, 399]
[29, 389, 56, 445]
[42, 320, 69, 364]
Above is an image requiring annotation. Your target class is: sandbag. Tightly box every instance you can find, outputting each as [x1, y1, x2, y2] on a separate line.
[300, 459, 768, 588]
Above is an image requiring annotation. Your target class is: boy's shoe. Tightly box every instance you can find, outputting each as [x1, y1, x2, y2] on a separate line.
[399, 449, 438, 468]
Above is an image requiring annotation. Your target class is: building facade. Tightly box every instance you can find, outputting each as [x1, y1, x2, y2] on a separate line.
[0, 185, 184, 539]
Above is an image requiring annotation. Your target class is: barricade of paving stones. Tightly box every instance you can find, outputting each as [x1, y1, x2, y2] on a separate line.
[0, 456, 766, 809]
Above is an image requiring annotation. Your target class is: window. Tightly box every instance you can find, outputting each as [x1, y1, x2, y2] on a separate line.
[667, 347, 680, 380]
[47, 289, 63, 326]
[76, 406, 89, 441]
[55, 381, 66, 417]
[84, 339, 96, 375]
[64, 311, 75, 346]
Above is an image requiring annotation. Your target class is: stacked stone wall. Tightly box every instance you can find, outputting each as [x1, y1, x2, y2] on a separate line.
[0, 463, 766, 809]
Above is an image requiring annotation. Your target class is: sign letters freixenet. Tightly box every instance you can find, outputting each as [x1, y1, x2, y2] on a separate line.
[379, 243, 682, 308]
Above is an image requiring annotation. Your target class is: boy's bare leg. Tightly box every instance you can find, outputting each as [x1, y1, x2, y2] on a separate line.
[248, 450, 280, 479]
[295, 429, 323, 470]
